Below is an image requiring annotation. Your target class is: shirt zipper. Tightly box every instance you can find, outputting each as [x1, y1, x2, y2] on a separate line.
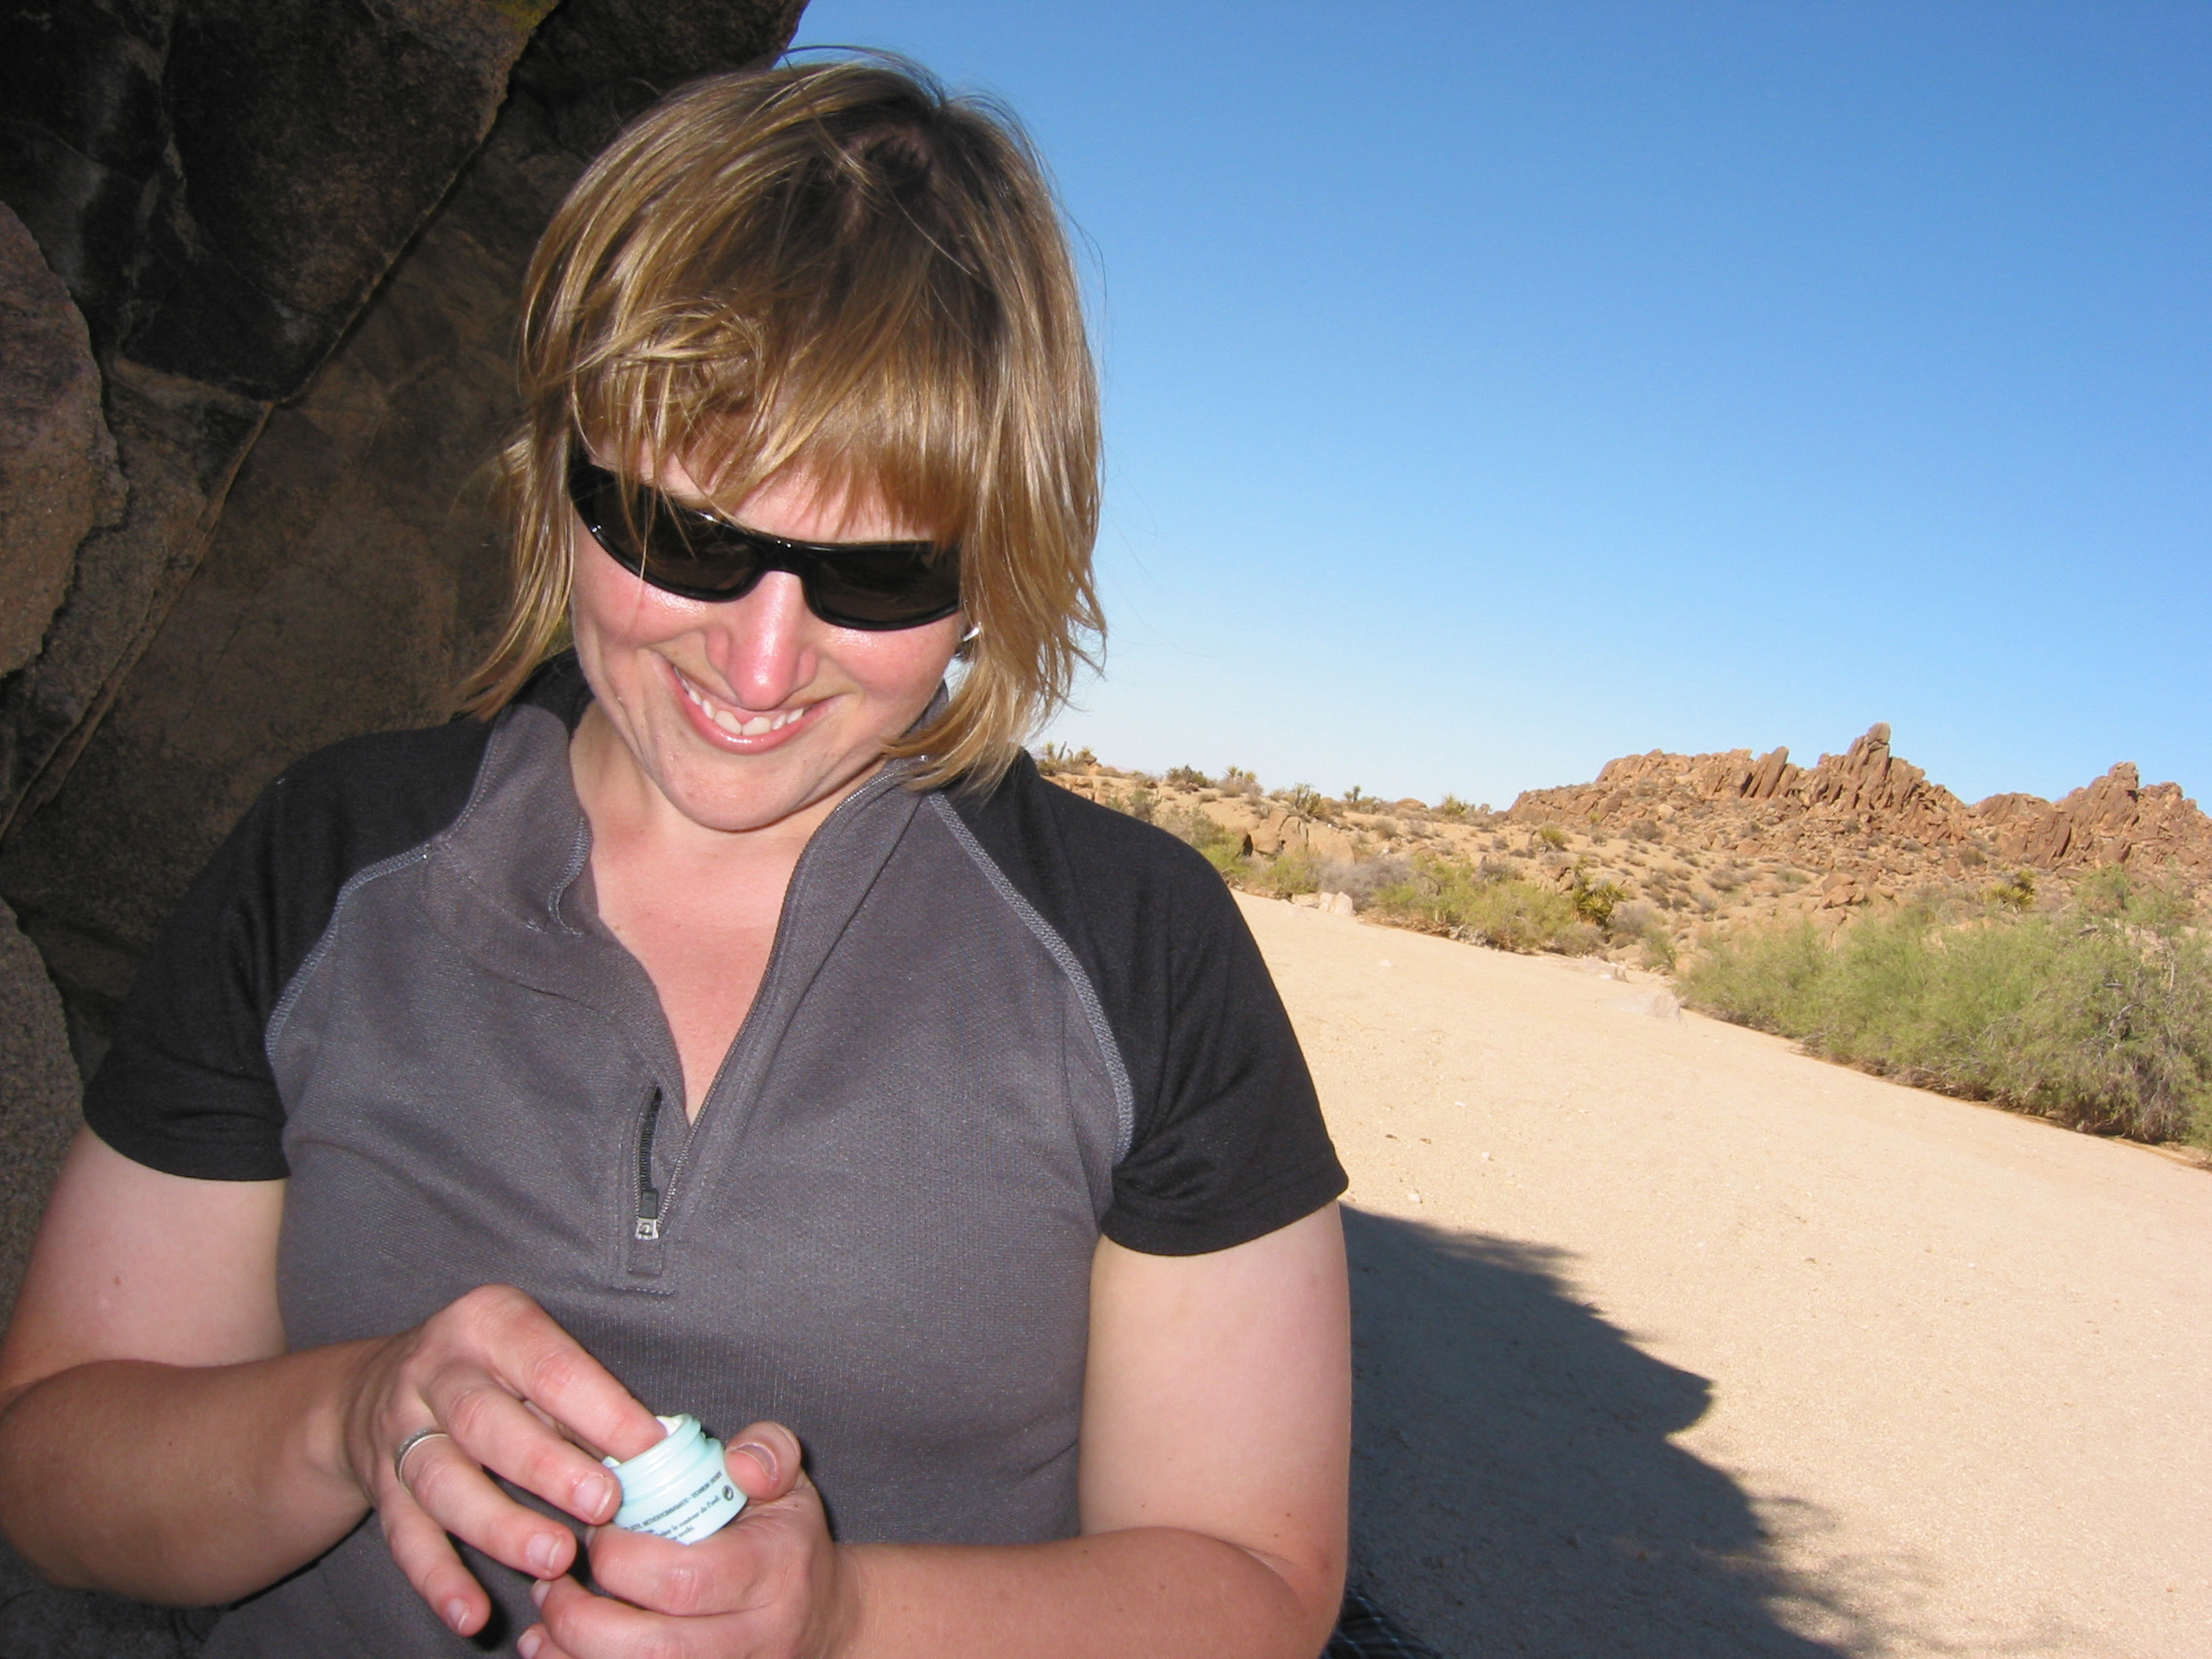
[623, 761, 912, 1274]
[627, 1084, 668, 1278]
[635, 1085, 664, 1240]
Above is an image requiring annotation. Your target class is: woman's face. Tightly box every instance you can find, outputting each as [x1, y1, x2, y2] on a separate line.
[569, 457, 963, 836]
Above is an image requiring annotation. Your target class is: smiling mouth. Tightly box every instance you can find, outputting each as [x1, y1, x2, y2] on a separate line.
[673, 667, 811, 738]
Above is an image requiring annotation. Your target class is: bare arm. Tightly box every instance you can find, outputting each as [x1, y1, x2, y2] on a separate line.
[0, 1129, 662, 1625]
[532, 1202, 1351, 1659]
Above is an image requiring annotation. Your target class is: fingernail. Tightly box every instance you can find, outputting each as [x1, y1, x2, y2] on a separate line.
[518, 1628, 543, 1659]
[731, 1440, 779, 1484]
[531, 1577, 552, 1608]
[581, 1471, 617, 1517]
[528, 1532, 562, 1576]
[444, 1599, 473, 1633]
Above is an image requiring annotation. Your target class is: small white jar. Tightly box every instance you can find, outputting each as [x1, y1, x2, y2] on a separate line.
[603, 1414, 748, 1544]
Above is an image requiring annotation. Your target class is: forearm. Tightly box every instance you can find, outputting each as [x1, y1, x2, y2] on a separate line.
[0, 1343, 377, 1604]
[839, 1526, 1340, 1659]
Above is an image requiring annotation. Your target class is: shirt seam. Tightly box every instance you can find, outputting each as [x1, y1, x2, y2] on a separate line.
[929, 793, 1136, 1162]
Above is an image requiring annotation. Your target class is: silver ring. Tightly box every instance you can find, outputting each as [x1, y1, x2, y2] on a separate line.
[392, 1426, 451, 1485]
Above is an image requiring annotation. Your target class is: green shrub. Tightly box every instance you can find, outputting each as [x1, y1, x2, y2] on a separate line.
[1437, 793, 1470, 819]
[1360, 855, 1591, 954]
[1681, 882, 2212, 1146]
[1535, 825, 1568, 850]
[1165, 764, 1210, 788]
[1249, 847, 1321, 897]
[1567, 872, 1628, 929]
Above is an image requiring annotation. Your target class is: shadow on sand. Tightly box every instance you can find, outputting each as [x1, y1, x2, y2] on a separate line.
[1346, 1205, 1862, 1658]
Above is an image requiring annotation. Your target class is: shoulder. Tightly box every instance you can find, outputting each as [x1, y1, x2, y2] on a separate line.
[940, 754, 1239, 963]
[81, 711, 505, 1181]
[942, 756, 1345, 1256]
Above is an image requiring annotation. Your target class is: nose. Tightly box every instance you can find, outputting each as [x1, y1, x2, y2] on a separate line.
[704, 571, 814, 710]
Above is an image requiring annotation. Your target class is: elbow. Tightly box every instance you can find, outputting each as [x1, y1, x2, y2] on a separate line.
[1238, 1536, 1348, 1659]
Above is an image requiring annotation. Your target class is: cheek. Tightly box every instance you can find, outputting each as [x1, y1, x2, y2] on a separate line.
[843, 626, 963, 705]
[570, 539, 687, 650]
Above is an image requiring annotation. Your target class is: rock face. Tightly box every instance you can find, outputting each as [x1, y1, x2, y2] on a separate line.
[0, 898, 77, 1327]
[0, 206, 124, 677]
[1509, 723, 2212, 890]
[1979, 764, 2212, 878]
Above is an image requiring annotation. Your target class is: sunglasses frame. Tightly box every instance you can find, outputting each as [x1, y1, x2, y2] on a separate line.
[567, 451, 964, 631]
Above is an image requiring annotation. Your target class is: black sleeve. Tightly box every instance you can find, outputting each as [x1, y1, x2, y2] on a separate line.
[83, 718, 495, 1181]
[949, 757, 1346, 1256]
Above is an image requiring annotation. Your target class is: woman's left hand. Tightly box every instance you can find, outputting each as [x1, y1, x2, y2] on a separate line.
[519, 1421, 857, 1659]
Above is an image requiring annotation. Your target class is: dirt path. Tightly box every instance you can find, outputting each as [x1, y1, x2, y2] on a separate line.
[1239, 894, 2211, 1659]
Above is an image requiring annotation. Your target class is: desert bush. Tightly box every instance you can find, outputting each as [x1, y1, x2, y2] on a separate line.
[1156, 805, 1243, 872]
[1437, 793, 1470, 820]
[1986, 869, 2037, 910]
[1316, 853, 1415, 910]
[1535, 825, 1568, 850]
[1626, 818, 1664, 842]
[1165, 764, 1210, 789]
[1276, 783, 1330, 819]
[1567, 871, 1628, 929]
[1218, 765, 1262, 797]
[1360, 855, 1592, 954]
[1247, 846, 1321, 898]
[1681, 878, 2212, 1145]
[1034, 742, 1097, 776]
[1117, 784, 1159, 825]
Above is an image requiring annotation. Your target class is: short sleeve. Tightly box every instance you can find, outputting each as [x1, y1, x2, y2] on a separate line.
[82, 714, 499, 1181]
[945, 756, 1346, 1257]
[83, 782, 297, 1180]
[1098, 863, 1346, 1255]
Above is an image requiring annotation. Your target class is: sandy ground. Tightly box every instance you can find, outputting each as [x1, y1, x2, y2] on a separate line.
[1237, 893, 2212, 1659]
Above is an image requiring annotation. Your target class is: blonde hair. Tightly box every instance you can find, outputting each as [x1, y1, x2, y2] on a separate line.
[462, 56, 1102, 790]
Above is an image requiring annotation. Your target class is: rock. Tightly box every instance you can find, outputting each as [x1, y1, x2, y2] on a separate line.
[0, 359, 267, 841]
[1321, 890, 1356, 916]
[1, 0, 554, 400]
[0, 204, 124, 677]
[0, 898, 77, 1329]
[1982, 762, 2212, 877]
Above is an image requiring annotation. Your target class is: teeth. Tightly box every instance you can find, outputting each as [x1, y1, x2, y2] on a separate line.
[677, 669, 805, 738]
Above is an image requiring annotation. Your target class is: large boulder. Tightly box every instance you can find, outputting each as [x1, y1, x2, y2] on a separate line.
[0, 898, 76, 1327]
[0, 205, 123, 678]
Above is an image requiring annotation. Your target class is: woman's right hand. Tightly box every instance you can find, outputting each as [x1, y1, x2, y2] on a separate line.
[340, 1283, 667, 1638]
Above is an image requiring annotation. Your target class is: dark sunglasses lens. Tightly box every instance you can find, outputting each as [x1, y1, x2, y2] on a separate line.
[571, 454, 958, 624]
[573, 461, 763, 597]
[636, 505, 769, 598]
[807, 546, 963, 628]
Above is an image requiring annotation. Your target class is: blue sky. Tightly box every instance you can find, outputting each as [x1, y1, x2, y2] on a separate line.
[793, 2, 2209, 809]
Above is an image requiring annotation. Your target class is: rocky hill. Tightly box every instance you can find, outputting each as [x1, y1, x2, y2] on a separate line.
[1041, 725, 2212, 959]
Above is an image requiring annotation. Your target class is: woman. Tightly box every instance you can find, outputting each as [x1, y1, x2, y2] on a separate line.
[0, 58, 1349, 1659]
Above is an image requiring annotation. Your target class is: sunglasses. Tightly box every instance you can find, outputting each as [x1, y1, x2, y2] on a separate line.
[568, 451, 963, 630]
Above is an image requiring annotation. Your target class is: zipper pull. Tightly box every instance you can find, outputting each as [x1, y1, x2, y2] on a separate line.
[632, 1087, 666, 1265]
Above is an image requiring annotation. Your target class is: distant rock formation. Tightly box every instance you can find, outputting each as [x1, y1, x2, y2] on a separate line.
[1509, 724, 2212, 882]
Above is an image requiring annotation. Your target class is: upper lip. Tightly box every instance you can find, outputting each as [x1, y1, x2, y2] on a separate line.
[672, 665, 811, 734]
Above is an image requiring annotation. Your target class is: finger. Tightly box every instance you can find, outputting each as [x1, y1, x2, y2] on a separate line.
[537, 1571, 716, 1658]
[721, 1420, 805, 1503]
[417, 1371, 621, 1527]
[587, 1466, 830, 1618]
[466, 1285, 665, 1462]
[396, 1428, 582, 1583]
[516, 1622, 580, 1659]
[378, 1488, 493, 1638]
